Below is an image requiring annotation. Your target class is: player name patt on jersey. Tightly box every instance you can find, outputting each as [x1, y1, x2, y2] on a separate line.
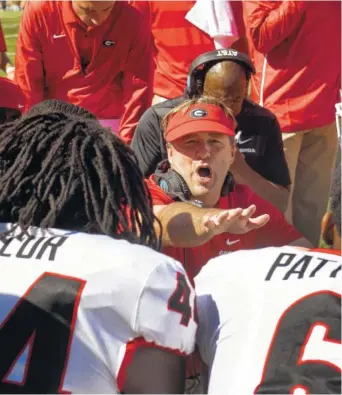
[265, 250, 341, 281]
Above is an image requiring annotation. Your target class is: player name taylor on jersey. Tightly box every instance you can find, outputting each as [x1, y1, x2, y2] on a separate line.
[195, 246, 341, 394]
[0, 224, 197, 394]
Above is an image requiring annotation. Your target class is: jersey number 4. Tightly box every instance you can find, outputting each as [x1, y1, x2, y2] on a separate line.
[168, 272, 197, 326]
[255, 291, 341, 394]
[0, 272, 85, 394]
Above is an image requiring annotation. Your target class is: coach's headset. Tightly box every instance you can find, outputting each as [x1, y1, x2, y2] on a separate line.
[186, 48, 256, 98]
[154, 49, 256, 204]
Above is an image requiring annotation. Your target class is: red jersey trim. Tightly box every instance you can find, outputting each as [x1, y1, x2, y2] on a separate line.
[117, 336, 187, 392]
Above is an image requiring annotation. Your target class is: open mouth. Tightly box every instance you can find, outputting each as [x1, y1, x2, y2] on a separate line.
[197, 165, 212, 181]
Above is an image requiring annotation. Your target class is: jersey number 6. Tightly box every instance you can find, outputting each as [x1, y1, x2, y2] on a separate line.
[255, 291, 341, 394]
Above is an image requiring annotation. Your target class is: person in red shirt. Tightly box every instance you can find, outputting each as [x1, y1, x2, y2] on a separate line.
[131, 1, 247, 104]
[0, 77, 25, 124]
[15, 0, 153, 144]
[147, 97, 311, 280]
[243, 1, 341, 246]
[0, 20, 14, 79]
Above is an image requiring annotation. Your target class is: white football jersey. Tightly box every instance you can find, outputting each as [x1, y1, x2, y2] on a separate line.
[0, 225, 197, 393]
[195, 246, 341, 394]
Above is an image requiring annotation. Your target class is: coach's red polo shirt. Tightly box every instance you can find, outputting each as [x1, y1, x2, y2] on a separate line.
[147, 178, 301, 280]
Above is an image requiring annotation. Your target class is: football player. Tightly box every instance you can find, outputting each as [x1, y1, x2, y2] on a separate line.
[0, 109, 197, 394]
[195, 141, 341, 393]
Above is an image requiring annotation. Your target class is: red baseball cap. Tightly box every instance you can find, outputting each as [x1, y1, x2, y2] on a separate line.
[0, 77, 25, 111]
[165, 103, 235, 142]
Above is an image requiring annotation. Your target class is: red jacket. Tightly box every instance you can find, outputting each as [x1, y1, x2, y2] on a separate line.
[147, 178, 301, 280]
[15, 0, 153, 144]
[132, 1, 246, 99]
[244, 1, 341, 133]
[0, 21, 6, 52]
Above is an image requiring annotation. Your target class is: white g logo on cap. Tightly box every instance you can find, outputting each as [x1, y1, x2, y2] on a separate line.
[190, 108, 208, 119]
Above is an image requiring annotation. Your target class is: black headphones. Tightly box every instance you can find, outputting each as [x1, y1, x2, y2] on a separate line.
[154, 160, 235, 203]
[186, 48, 256, 98]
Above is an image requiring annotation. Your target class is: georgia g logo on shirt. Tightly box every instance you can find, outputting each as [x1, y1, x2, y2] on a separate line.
[103, 40, 115, 47]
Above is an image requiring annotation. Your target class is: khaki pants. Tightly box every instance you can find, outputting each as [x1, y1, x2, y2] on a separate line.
[282, 122, 338, 246]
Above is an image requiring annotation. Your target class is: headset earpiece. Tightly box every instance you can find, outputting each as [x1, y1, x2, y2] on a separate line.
[154, 160, 191, 201]
[195, 70, 205, 96]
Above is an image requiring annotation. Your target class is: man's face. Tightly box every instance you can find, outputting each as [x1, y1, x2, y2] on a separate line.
[167, 132, 235, 207]
[72, 1, 115, 27]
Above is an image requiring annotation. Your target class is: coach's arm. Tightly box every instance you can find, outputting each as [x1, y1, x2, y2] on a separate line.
[153, 202, 270, 248]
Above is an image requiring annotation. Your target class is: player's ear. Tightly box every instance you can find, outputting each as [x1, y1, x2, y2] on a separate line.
[321, 211, 334, 246]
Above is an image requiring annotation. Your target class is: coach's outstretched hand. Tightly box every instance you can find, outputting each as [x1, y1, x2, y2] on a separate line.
[202, 205, 270, 236]
[154, 202, 271, 248]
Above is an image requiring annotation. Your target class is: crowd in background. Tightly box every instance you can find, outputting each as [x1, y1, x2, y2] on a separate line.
[0, 0, 341, 249]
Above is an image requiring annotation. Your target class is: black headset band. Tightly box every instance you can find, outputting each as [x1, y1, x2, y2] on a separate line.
[186, 49, 256, 98]
[188, 49, 256, 79]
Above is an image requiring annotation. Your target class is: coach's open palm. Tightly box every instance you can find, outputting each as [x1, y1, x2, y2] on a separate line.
[203, 205, 270, 236]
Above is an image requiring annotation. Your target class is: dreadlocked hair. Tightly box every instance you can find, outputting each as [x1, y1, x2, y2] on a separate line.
[0, 113, 162, 250]
[24, 99, 97, 121]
